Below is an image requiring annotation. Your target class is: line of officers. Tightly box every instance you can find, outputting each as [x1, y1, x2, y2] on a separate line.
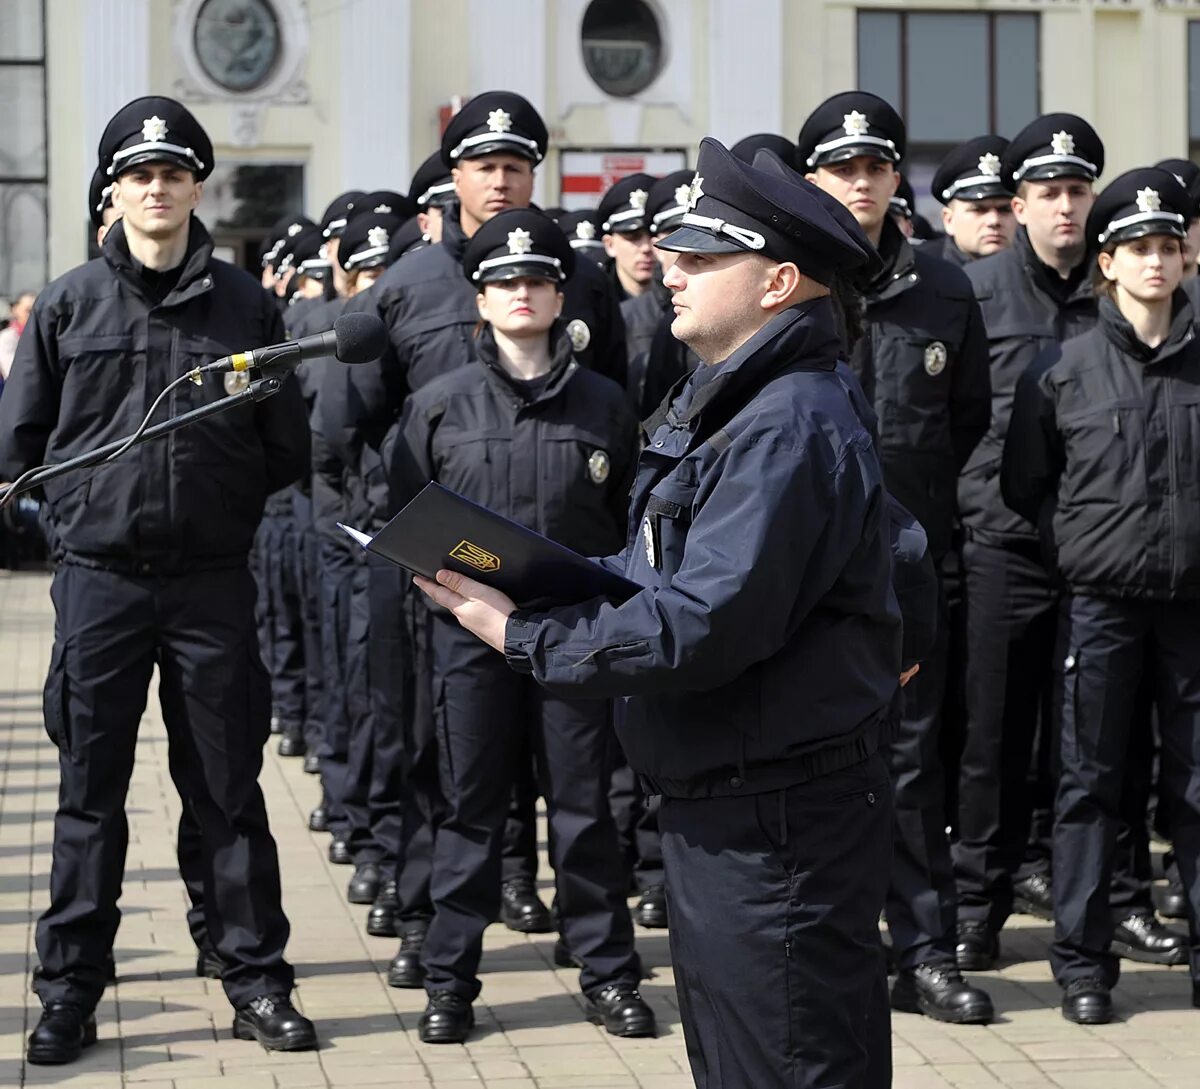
[80, 89, 1200, 1039]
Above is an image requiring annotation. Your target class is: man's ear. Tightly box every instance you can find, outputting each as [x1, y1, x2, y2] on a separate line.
[1011, 194, 1028, 226]
[941, 204, 955, 238]
[452, 166, 463, 199]
[890, 170, 901, 197]
[760, 261, 803, 310]
[192, 179, 204, 209]
[602, 235, 618, 260]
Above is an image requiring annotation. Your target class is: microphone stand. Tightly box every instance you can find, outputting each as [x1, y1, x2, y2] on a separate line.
[0, 372, 284, 503]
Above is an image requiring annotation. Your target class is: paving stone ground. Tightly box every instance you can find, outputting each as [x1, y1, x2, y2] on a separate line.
[1, 568, 1198, 1088]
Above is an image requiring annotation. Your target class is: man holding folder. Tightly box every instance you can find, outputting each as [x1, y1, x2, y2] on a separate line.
[416, 139, 902, 1088]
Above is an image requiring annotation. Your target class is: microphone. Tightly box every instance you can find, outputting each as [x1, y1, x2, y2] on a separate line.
[195, 312, 387, 376]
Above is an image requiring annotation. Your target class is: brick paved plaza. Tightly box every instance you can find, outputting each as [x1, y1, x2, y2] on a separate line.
[1, 569, 1198, 1089]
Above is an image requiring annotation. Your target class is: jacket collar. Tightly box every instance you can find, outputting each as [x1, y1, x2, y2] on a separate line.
[442, 198, 472, 262]
[1014, 227, 1092, 308]
[864, 216, 918, 303]
[103, 216, 215, 305]
[475, 322, 580, 405]
[1098, 292, 1196, 364]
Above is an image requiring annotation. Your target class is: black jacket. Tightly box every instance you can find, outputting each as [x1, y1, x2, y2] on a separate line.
[920, 233, 973, 269]
[0, 218, 309, 570]
[961, 228, 1097, 547]
[851, 218, 991, 561]
[388, 326, 638, 558]
[1002, 294, 1200, 599]
[503, 301, 902, 798]
[621, 279, 699, 420]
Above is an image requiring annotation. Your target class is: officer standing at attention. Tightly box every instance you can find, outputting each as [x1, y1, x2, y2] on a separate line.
[1002, 168, 1200, 1023]
[0, 96, 316, 1063]
[409, 151, 457, 245]
[799, 91, 994, 1025]
[557, 208, 608, 267]
[415, 137, 900, 1089]
[927, 137, 1017, 267]
[598, 173, 658, 301]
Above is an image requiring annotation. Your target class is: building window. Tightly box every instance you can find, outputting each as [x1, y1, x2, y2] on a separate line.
[858, 10, 1039, 212]
[580, 0, 664, 98]
[204, 162, 305, 272]
[1189, 21, 1200, 157]
[0, 0, 47, 299]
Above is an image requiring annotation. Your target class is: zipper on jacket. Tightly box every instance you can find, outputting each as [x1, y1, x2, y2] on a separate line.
[1112, 412, 1120, 435]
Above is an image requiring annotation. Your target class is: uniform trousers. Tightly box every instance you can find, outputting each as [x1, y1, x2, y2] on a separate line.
[293, 491, 326, 755]
[500, 742, 548, 885]
[1051, 595, 1200, 987]
[251, 500, 306, 736]
[422, 619, 640, 1000]
[660, 754, 893, 1089]
[34, 563, 294, 1012]
[609, 761, 665, 892]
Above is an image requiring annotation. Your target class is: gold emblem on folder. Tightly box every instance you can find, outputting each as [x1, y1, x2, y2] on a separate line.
[450, 540, 501, 573]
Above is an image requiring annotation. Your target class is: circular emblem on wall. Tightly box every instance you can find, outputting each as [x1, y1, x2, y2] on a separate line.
[924, 341, 948, 377]
[193, 0, 282, 93]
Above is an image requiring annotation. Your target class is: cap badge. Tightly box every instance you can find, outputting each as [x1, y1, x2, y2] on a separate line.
[924, 341, 948, 378]
[567, 318, 591, 352]
[1136, 188, 1162, 214]
[287, 222, 304, 237]
[373, 203, 392, 213]
[367, 226, 390, 249]
[842, 111, 870, 137]
[587, 450, 611, 484]
[142, 115, 168, 142]
[978, 153, 1002, 177]
[686, 175, 704, 210]
[629, 189, 649, 211]
[506, 227, 533, 255]
[1051, 131, 1076, 157]
[674, 183, 692, 207]
[487, 108, 513, 134]
[575, 221, 596, 241]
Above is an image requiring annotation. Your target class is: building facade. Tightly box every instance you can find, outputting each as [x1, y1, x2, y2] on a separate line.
[3, 0, 1200, 296]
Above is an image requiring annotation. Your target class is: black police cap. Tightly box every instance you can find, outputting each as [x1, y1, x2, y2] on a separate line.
[338, 211, 406, 272]
[657, 138, 877, 286]
[1087, 167, 1191, 249]
[1003, 113, 1104, 190]
[262, 214, 316, 269]
[890, 177, 916, 220]
[557, 209, 605, 254]
[931, 136, 1010, 205]
[277, 225, 329, 278]
[797, 92, 905, 170]
[1154, 159, 1200, 216]
[321, 190, 365, 238]
[731, 134, 797, 167]
[598, 173, 656, 234]
[357, 189, 417, 221]
[99, 95, 213, 180]
[89, 165, 114, 230]
[463, 208, 574, 286]
[387, 217, 429, 263]
[441, 92, 549, 167]
[647, 170, 697, 234]
[410, 152, 455, 210]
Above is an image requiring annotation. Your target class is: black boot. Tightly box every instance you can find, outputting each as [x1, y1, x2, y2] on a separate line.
[27, 1003, 98, 1065]
[308, 798, 330, 833]
[584, 983, 657, 1038]
[303, 752, 321, 774]
[348, 862, 381, 904]
[277, 730, 306, 758]
[891, 963, 994, 1024]
[1012, 872, 1053, 920]
[1111, 913, 1187, 966]
[232, 994, 318, 1051]
[955, 920, 999, 972]
[1061, 978, 1112, 1024]
[367, 880, 400, 937]
[635, 884, 668, 929]
[1160, 880, 1187, 920]
[387, 923, 428, 988]
[500, 876, 553, 933]
[418, 991, 473, 1044]
[328, 836, 352, 865]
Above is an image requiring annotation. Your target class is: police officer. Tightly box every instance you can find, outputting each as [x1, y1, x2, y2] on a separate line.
[409, 151, 456, 245]
[414, 137, 898, 1088]
[598, 172, 658, 301]
[0, 96, 316, 1062]
[799, 90, 994, 1024]
[1157, 159, 1200, 291]
[888, 177, 937, 241]
[88, 165, 118, 243]
[927, 137, 1016, 267]
[557, 208, 607, 267]
[1002, 168, 1200, 1023]
[729, 132, 796, 165]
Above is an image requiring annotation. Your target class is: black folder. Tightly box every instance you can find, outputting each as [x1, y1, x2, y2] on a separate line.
[338, 482, 641, 609]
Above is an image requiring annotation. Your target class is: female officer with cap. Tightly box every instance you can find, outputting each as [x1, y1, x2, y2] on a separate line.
[1003, 167, 1200, 1024]
[386, 207, 649, 1045]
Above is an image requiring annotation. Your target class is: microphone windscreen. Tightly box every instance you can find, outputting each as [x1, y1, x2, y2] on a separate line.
[332, 312, 388, 364]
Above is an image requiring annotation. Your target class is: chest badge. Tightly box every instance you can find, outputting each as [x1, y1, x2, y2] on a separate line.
[224, 370, 251, 397]
[587, 450, 610, 484]
[642, 516, 658, 570]
[449, 539, 501, 573]
[924, 341, 948, 377]
[567, 318, 591, 352]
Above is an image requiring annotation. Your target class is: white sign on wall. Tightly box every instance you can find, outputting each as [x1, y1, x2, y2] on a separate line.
[559, 149, 689, 211]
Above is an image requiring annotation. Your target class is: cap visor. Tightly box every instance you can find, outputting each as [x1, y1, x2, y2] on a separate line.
[1107, 222, 1187, 246]
[1021, 165, 1096, 184]
[949, 185, 1013, 203]
[655, 225, 747, 254]
[112, 150, 198, 176]
[816, 145, 897, 167]
[457, 140, 540, 163]
[475, 263, 564, 284]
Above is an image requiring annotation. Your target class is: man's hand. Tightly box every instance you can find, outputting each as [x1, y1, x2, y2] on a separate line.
[413, 569, 518, 653]
[899, 664, 920, 688]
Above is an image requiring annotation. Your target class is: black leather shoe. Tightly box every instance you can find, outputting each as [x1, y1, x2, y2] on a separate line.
[1159, 880, 1188, 920]
[387, 924, 428, 988]
[1062, 978, 1112, 1024]
[1112, 912, 1187, 966]
[308, 800, 329, 833]
[233, 994, 317, 1051]
[303, 752, 321, 774]
[955, 920, 999, 972]
[269, 715, 284, 735]
[348, 862, 381, 904]
[196, 947, 224, 979]
[891, 963, 994, 1024]
[27, 1003, 97, 1065]
[500, 877, 553, 933]
[418, 991, 473, 1043]
[367, 880, 399, 937]
[277, 732, 306, 758]
[585, 983, 657, 1038]
[1013, 872, 1053, 920]
[328, 836, 352, 865]
[635, 884, 669, 929]
[553, 938, 583, 969]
